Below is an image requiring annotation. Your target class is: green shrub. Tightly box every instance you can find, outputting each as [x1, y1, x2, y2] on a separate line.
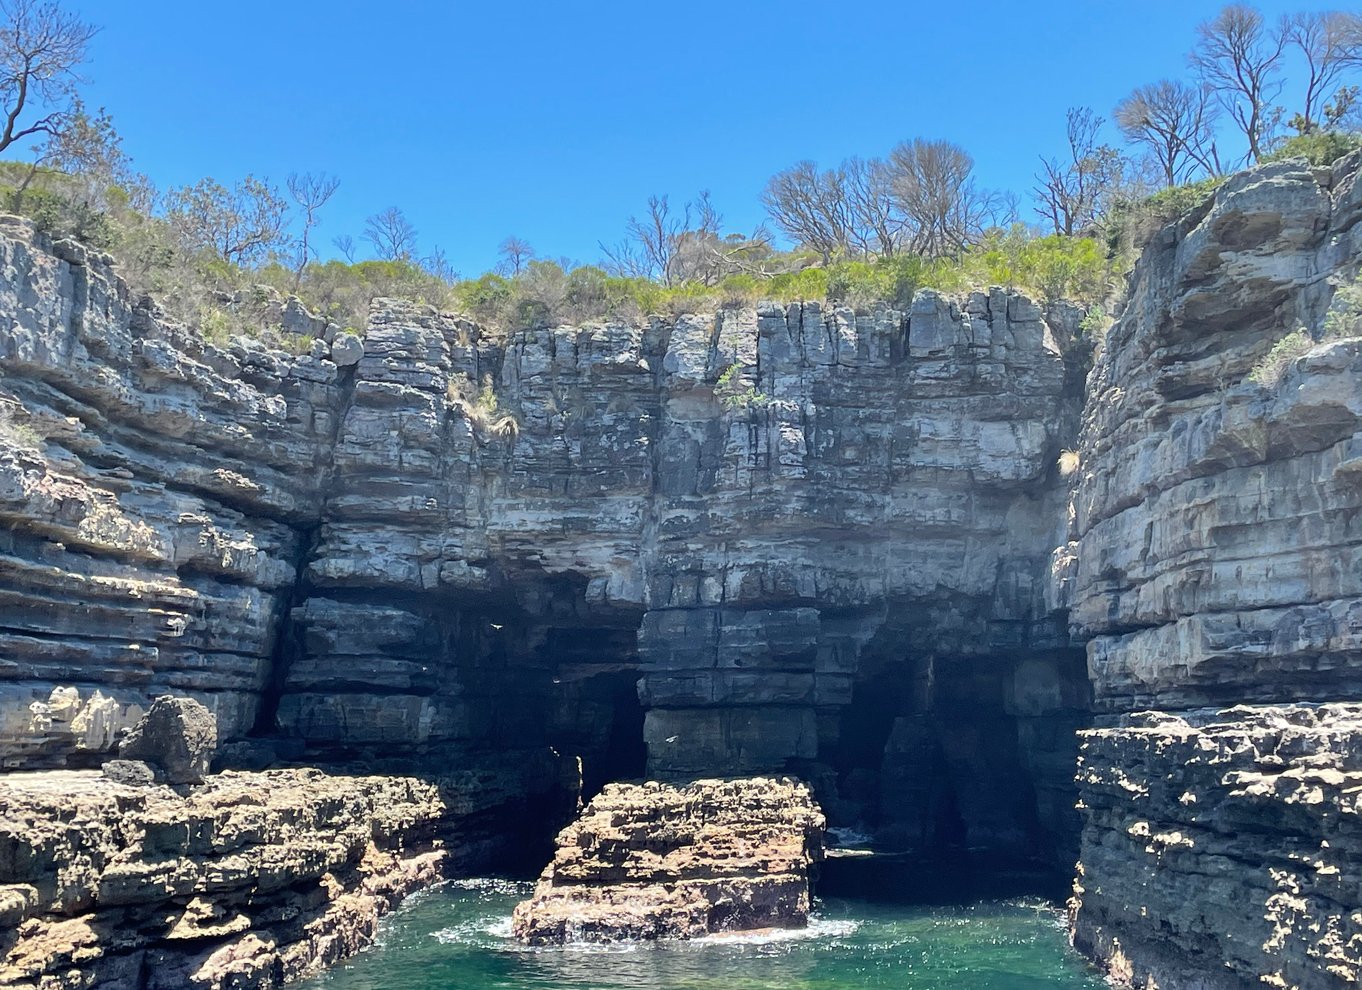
[1263, 131, 1362, 167]
[714, 362, 768, 411]
[1248, 271, 1362, 386]
[1105, 177, 1225, 262]
[1248, 328, 1315, 386]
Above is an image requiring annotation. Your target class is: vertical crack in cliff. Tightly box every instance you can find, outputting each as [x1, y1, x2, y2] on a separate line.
[250, 358, 362, 743]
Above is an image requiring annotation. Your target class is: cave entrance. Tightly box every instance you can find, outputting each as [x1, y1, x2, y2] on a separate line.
[819, 647, 1089, 903]
[539, 624, 647, 803]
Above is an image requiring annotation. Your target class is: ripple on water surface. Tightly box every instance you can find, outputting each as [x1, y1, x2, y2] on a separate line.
[301, 878, 1107, 990]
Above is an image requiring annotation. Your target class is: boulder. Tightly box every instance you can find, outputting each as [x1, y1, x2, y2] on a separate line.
[330, 331, 364, 367]
[101, 759, 155, 787]
[119, 696, 218, 784]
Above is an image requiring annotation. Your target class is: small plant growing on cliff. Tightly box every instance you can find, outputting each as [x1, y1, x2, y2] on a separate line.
[1250, 274, 1362, 387]
[1247, 327, 1314, 386]
[447, 372, 519, 438]
[1323, 274, 1362, 338]
[1079, 304, 1112, 340]
[0, 406, 44, 450]
[1057, 449, 1081, 478]
[715, 362, 769, 411]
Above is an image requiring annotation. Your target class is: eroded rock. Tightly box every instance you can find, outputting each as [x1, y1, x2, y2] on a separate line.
[0, 767, 446, 989]
[1072, 705, 1362, 990]
[511, 777, 824, 944]
[118, 696, 217, 784]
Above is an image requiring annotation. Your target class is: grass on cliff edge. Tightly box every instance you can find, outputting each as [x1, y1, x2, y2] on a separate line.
[450, 229, 1115, 331]
[0, 158, 1244, 347]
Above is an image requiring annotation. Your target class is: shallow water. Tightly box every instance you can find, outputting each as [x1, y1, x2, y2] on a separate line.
[300, 879, 1107, 990]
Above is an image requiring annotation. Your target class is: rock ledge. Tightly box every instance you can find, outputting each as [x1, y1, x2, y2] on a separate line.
[511, 777, 824, 944]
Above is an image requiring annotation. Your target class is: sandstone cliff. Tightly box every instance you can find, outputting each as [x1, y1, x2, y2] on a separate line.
[1062, 155, 1362, 989]
[0, 213, 1089, 874]
[5, 146, 1362, 987]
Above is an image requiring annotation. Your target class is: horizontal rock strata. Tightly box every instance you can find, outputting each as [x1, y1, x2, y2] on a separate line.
[1071, 706, 1362, 990]
[0, 211, 1090, 871]
[0, 767, 445, 990]
[511, 777, 825, 943]
[1059, 154, 1362, 989]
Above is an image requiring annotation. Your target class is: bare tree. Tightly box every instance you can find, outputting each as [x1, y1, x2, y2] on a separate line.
[602, 191, 770, 286]
[363, 206, 417, 262]
[761, 161, 854, 264]
[496, 235, 534, 276]
[1114, 80, 1221, 187]
[164, 175, 290, 267]
[1034, 107, 1128, 235]
[885, 138, 996, 258]
[1282, 11, 1362, 134]
[332, 234, 356, 263]
[842, 156, 903, 257]
[286, 171, 339, 292]
[421, 245, 457, 283]
[601, 192, 709, 285]
[1191, 5, 1285, 162]
[0, 0, 96, 157]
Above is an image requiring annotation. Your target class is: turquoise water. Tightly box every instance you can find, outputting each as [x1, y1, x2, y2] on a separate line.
[300, 879, 1106, 990]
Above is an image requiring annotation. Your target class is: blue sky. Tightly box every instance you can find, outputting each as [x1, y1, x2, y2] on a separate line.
[81, 0, 1311, 275]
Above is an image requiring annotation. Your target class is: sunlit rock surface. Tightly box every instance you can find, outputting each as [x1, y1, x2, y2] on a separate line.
[1063, 154, 1362, 990]
[511, 777, 824, 944]
[0, 767, 445, 989]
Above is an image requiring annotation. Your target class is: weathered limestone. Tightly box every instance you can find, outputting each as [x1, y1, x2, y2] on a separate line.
[0, 767, 446, 989]
[511, 777, 824, 943]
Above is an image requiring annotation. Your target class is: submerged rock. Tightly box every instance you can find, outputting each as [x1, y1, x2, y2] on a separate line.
[511, 777, 825, 944]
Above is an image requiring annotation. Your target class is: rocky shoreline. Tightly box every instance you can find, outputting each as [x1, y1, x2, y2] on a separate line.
[1, 153, 1362, 988]
[0, 766, 446, 990]
[1072, 705, 1362, 990]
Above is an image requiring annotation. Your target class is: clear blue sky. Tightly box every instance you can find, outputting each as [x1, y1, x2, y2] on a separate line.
[81, 0, 1309, 276]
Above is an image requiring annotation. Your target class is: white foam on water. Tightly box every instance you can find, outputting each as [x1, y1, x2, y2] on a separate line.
[439, 914, 862, 953]
[826, 826, 874, 848]
[446, 877, 531, 896]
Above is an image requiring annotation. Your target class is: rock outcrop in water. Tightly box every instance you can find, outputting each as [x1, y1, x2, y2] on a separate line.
[510, 777, 824, 944]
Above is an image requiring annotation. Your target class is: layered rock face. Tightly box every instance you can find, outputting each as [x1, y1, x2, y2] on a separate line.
[0, 219, 343, 767]
[511, 777, 824, 943]
[0, 767, 445, 989]
[285, 289, 1088, 865]
[1073, 706, 1362, 990]
[1063, 155, 1362, 988]
[0, 210, 1088, 868]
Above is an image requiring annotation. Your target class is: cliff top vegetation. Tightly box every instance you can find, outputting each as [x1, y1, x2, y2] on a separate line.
[3, 1, 1362, 348]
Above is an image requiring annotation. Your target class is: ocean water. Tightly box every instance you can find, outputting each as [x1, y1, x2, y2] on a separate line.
[299, 879, 1107, 990]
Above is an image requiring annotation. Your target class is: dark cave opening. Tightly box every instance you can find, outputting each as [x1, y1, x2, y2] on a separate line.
[816, 644, 1090, 903]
